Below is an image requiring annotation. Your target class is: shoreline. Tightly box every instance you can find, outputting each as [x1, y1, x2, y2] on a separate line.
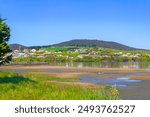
[1, 64, 150, 72]
[1, 65, 150, 81]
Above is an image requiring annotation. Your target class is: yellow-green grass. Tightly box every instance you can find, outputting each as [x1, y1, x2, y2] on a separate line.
[0, 71, 119, 100]
[23, 72, 80, 82]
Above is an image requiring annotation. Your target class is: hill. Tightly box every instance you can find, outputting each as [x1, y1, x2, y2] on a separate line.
[10, 39, 138, 51]
[52, 39, 136, 50]
[9, 44, 28, 51]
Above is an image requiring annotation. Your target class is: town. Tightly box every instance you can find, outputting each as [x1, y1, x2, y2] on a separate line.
[11, 46, 150, 64]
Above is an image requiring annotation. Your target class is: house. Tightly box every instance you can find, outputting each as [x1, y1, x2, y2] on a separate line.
[31, 49, 36, 53]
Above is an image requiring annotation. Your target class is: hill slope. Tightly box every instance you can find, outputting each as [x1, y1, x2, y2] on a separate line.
[52, 39, 136, 50]
[10, 39, 137, 50]
[9, 44, 28, 51]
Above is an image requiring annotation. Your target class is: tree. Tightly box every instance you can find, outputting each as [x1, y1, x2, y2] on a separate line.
[0, 18, 12, 65]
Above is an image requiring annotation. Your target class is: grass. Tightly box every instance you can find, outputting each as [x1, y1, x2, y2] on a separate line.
[0, 71, 120, 100]
[23, 72, 80, 82]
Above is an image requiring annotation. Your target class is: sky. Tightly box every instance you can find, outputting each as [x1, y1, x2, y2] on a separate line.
[0, 0, 150, 49]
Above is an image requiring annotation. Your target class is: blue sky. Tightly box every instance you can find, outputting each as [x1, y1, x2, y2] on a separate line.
[0, 0, 150, 49]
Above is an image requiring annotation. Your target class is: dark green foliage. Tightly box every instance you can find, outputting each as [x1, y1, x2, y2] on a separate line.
[0, 72, 34, 84]
[0, 18, 12, 65]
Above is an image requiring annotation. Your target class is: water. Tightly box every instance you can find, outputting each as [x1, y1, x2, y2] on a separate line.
[71, 62, 150, 69]
[80, 74, 150, 100]
[116, 77, 141, 83]
[80, 76, 141, 88]
[54, 62, 150, 69]
[8, 62, 150, 69]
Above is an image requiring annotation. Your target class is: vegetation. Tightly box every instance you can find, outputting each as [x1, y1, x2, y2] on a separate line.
[23, 39, 135, 50]
[12, 46, 150, 64]
[0, 18, 12, 65]
[0, 71, 119, 100]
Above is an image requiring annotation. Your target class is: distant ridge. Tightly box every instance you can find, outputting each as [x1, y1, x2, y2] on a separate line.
[10, 39, 138, 50]
[52, 39, 136, 50]
[9, 44, 28, 51]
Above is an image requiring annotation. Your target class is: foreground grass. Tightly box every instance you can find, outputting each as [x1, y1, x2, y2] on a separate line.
[0, 71, 119, 100]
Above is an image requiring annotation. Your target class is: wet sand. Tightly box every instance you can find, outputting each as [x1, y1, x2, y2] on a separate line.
[1, 65, 150, 80]
[130, 74, 150, 80]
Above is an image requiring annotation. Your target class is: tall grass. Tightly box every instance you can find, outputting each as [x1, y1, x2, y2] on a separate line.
[0, 71, 119, 100]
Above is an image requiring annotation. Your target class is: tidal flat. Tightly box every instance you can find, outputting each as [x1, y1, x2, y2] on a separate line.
[0, 65, 150, 100]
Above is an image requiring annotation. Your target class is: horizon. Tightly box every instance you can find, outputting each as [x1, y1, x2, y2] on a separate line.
[0, 0, 150, 49]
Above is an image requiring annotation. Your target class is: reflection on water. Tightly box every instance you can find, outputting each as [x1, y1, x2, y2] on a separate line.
[70, 62, 150, 69]
[80, 76, 141, 88]
[49, 62, 150, 69]
[80, 74, 150, 100]
[7, 62, 150, 69]
[116, 78, 141, 83]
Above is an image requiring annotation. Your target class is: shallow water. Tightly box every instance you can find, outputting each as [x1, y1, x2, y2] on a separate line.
[80, 76, 141, 88]
[8, 62, 150, 69]
[119, 81, 150, 100]
[70, 62, 150, 69]
[80, 74, 150, 100]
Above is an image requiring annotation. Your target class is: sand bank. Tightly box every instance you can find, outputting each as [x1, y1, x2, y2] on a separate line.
[130, 74, 150, 80]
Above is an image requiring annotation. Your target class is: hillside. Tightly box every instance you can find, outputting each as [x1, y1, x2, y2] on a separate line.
[52, 39, 136, 50]
[10, 39, 137, 51]
[9, 44, 28, 51]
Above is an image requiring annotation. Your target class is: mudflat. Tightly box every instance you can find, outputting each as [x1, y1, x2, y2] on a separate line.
[130, 75, 150, 80]
[1, 65, 150, 80]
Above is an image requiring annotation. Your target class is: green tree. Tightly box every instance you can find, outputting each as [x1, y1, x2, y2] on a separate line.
[0, 18, 12, 65]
